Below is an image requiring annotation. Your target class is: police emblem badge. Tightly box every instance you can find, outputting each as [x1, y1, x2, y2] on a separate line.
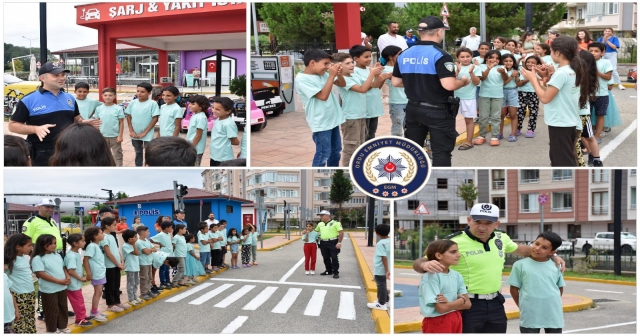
[67, 99, 73, 107]
[444, 62, 455, 72]
[350, 136, 431, 200]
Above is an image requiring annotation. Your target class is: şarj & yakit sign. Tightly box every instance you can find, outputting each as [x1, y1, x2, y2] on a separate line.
[77, 2, 245, 24]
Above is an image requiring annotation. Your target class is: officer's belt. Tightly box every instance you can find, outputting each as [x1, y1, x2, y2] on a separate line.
[468, 292, 499, 300]
[320, 237, 338, 241]
[408, 100, 448, 109]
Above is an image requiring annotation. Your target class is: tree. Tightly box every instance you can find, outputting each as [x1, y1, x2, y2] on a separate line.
[115, 191, 128, 200]
[7, 59, 24, 72]
[456, 181, 479, 209]
[329, 170, 353, 223]
[121, 59, 132, 74]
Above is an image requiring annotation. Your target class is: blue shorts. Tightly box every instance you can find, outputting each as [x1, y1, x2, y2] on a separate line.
[592, 96, 609, 116]
[503, 88, 519, 107]
[230, 244, 239, 254]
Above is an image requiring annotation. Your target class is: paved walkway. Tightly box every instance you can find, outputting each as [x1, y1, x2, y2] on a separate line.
[351, 232, 390, 312]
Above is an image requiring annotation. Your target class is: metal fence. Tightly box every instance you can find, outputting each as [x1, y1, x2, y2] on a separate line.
[618, 44, 637, 64]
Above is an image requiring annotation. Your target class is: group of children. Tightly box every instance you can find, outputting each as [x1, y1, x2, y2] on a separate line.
[3, 217, 261, 333]
[454, 34, 621, 167]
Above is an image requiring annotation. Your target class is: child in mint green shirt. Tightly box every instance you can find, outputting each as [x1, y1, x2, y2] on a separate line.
[209, 97, 239, 166]
[209, 223, 222, 271]
[172, 225, 188, 286]
[95, 87, 125, 166]
[186, 95, 210, 166]
[382, 46, 408, 137]
[125, 83, 160, 166]
[351, 46, 385, 142]
[158, 86, 183, 137]
[508, 232, 565, 333]
[368, 224, 391, 310]
[122, 230, 142, 305]
[74, 82, 102, 120]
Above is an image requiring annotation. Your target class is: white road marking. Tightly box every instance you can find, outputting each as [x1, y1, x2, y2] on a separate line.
[165, 283, 214, 302]
[400, 273, 420, 276]
[210, 277, 361, 289]
[215, 285, 256, 308]
[563, 321, 636, 333]
[271, 288, 302, 314]
[600, 119, 637, 160]
[585, 289, 624, 294]
[337, 291, 356, 320]
[279, 257, 305, 282]
[189, 283, 234, 305]
[304, 289, 327, 316]
[220, 316, 249, 334]
[242, 286, 278, 310]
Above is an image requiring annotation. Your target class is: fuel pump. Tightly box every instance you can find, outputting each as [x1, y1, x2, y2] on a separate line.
[250, 55, 296, 116]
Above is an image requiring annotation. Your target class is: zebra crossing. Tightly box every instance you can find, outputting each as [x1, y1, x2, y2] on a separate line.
[163, 282, 358, 320]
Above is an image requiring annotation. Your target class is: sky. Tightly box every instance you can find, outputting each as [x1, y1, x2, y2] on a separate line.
[3, 2, 98, 52]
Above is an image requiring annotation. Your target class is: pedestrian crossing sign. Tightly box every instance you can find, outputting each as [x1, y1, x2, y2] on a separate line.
[414, 203, 430, 215]
[440, 3, 450, 17]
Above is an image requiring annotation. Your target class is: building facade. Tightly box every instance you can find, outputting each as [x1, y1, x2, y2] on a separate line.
[552, 2, 637, 38]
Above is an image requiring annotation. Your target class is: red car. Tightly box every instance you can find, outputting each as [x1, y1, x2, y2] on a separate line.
[628, 68, 637, 83]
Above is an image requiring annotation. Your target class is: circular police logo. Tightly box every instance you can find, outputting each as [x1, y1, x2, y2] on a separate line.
[495, 239, 503, 251]
[350, 136, 431, 200]
[67, 99, 73, 107]
[22, 226, 27, 232]
[481, 204, 492, 211]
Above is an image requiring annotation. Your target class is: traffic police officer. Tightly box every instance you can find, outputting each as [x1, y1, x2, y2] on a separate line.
[315, 210, 344, 279]
[392, 16, 471, 167]
[8, 61, 100, 166]
[22, 198, 74, 320]
[413, 203, 566, 333]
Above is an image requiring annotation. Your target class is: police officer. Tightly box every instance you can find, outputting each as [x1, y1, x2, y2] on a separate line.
[413, 204, 566, 333]
[8, 61, 100, 166]
[22, 198, 74, 320]
[315, 210, 344, 279]
[392, 16, 471, 167]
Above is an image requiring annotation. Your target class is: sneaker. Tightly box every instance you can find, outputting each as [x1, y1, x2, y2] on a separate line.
[205, 269, 212, 274]
[107, 306, 123, 313]
[213, 267, 220, 271]
[310, 271, 315, 275]
[515, 129, 521, 136]
[116, 303, 131, 309]
[588, 154, 594, 167]
[129, 300, 140, 306]
[189, 280, 198, 285]
[85, 316, 94, 321]
[305, 271, 310, 275]
[508, 135, 517, 142]
[333, 273, 340, 279]
[619, 84, 626, 90]
[525, 130, 535, 138]
[321, 271, 332, 276]
[604, 126, 612, 132]
[490, 138, 500, 146]
[150, 285, 159, 292]
[593, 160, 604, 167]
[496, 134, 503, 140]
[141, 294, 153, 300]
[242, 264, 248, 268]
[367, 302, 388, 311]
[246, 264, 252, 267]
[90, 313, 106, 322]
[75, 320, 93, 327]
[597, 137, 602, 144]
[473, 137, 485, 145]
[57, 328, 72, 334]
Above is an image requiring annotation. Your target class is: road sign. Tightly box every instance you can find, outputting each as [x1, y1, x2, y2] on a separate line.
[77, 207, 84, 214]
[54, 198, 61, 206]
[538, 195, 548, 205]
[440, 3, 450, 16]
[137, 203, 142, 209]
[360, 6, 365, 11]
[443, 17, 450, 30]
[414, 203, 430, 215]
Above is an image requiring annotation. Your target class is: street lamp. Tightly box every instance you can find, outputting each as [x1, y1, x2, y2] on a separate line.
[22, 36, 38, 56]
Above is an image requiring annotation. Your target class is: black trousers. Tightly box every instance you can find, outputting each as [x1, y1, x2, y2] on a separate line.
[520, 327, 563, 333]
[30, 145, 55, 166]
[105, 267, 122, 306]
[365, 117, 379, 141]
[211, 249, 221, 267]
[220, 246, 227, 265]
[404, 103, 457, 167]
[548, 126, 578, 167]
[319, 240, 340, 274]
[193, 78, 201, 88]
[210, 159, 222, 166]
[461, 294, 507, 333]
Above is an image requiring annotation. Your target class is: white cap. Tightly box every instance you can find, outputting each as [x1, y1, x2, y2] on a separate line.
[37, 198, 56, 207]
[317, 210, 331, 216]
[361, 32, 367, 38]
[469, 203, 499, 222]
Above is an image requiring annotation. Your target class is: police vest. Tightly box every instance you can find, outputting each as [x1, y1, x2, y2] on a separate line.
[316, 220, 343, 240]
[22, 215, 64, 250]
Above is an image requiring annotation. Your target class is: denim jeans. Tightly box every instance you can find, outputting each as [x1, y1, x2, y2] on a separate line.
[131, 139, 148, 167]
[311, 126, 342, 167]
[389, 104, 406, 136]
[603, 52, 620, 85]
[159, 264, 170, 285]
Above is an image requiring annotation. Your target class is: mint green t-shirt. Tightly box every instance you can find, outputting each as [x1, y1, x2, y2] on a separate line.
[100, 234, 121, 268]
[479, 65, 505, 98]
[186, 112, 208, 154]
[518, 73, 535, 93]
[596, 58, 613, 97]
[295, 72, 344, 132]
[4, 274, 15, 323]
[124, 99, 160, 142]
[209, 117, 238, 162]
[541, 55, 554, 65]
[473, 56, 484, 66]
[373, 237, 390, 276]
[384, 65, 408, 105]
[122, 243, 140, 272]
[241, 235, 252, 245]
[198, 231, 211, 252]
[136, 239, 154, 266]
[239, 134, 246, 159]
[84, 242, 106, 280]
[158, 103, 183, 136]
[210, 231, 221, 250]
[151, 232, 173, 254]
[220, 229, 228, 246]
[353, 67, 384, 118]
[454, 64, 482, 100]
[503, 69, 518, 89]
[64, 251, 84, 291]
[228, 236, 239, 246]
[76, 97, 102, 120]
[31, 254, 66, 293]
[419, 270, 467, 318]
[95, 104, 125, 138]
[172, 235, 187, 257]
[187, 243, 195, 257]
[302, 231, 319, 244]
[507, 258, 565, 328]
[152, 251, 170, 269]
[337, 75, 366, 120]
[4, 256, 35, 294]
[251, 231, 259, 246]
[544, 65, 581, 128]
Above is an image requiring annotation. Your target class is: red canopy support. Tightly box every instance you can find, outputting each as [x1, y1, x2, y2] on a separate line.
[333, 3, 363, 51]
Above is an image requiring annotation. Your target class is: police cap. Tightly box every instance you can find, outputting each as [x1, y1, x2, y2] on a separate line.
[417, 16, 445, 31]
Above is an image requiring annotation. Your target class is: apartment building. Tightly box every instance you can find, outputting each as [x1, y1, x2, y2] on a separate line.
[201, 169, 390, 227]
[552, 2, 637, 37]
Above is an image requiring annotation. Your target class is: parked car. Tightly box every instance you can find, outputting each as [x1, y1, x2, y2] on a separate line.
[574, 232, 636, 255]
[627, 68, 636, 83]
[181, 103, 215, 134]
[60, 223, 81, 238]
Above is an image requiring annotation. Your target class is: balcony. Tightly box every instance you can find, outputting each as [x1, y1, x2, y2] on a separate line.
[499, 209, 506, 218]
[592, 206, 609, 215]
[520, 208, 539, 213]
[520, 178, 540, 184]
[492, 181, 505, 190]
[551, 207, 573, 213]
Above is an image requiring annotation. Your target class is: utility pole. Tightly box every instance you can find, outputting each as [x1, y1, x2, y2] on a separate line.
[524, 3, 534, 32]
[613, 170, 622, 276]
[479, 3, 486, 42]
[39, 3, 48, 63]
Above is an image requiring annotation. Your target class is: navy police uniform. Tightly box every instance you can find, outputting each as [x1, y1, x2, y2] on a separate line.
[393, 17, 459, 167]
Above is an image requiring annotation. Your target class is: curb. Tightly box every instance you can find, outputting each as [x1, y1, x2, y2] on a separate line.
[395, 265, 413, 269]
[394, 294, 593, 333]
[69, 267, 227, 333]
[349, 233, 390, 334]
[501, 272, 636, 286]
[257, 236, 301, 251]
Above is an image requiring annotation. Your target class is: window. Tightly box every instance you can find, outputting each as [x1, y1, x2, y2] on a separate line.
[520, 193, 540, 213]
[507, 225, 518, 239]
[319, 178, 332, 187]
[520, 170, 540, 184]
[278, 174, 299, 183]
[277, 189, 298, 198]
[631, 169, 637, 177]
[568, 224, 581, 239]
[592, 191, 609, 215]
[408, 200, 419, 210]
[254, 174, 263, 184]
[313, 207, 321, 214]
[226, 205, 233, 213]
[263, 172, 277, 182]
[605, 2, 618, 15]
[437, 201, 448, 211]
[592, 169, 610, 183]
[265, 187, 277, 199]
[221, 187, 227, 194]
[492, 197, 506, 217]
[492, 170, 505, 189]
[552, 170, 573, 181]
[631, 187, 636, 210]
[552, 192, 572, 212]
[314, 193, 320, 201]
[465, 179, 474, 185]
[577, 8, 584, 19]
[543, 224, 553, 232]
[437, 179, 448, 189]
[316, 169, 330, 173]
[348, 197, 365, 204]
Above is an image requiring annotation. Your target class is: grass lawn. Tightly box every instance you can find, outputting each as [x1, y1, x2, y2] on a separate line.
[395, 260, 414, 268]
[260, 235, 275, 241]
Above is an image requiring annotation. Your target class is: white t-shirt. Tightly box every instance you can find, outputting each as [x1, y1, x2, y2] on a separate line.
[461, 35, 481, 51]
[205, 219, 219, 225]
[377, 33, 408, 53]
[361, 32, 367, 46]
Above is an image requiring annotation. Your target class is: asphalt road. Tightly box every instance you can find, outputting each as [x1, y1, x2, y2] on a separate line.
[90, 236, 376, 334]
[451, 86, 637, 167]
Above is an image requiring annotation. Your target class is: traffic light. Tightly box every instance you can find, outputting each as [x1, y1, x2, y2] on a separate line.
[102, 189, 114, 201]
[179, 185, 189, 197]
